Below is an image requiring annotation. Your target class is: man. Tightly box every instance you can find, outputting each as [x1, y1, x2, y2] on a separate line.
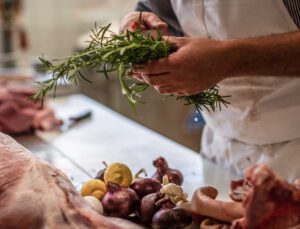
[121, 0, 300, 181]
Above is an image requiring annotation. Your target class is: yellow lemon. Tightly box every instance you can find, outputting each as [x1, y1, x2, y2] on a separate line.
[81, 179, 107, 200]
[104, 163, 133, 187]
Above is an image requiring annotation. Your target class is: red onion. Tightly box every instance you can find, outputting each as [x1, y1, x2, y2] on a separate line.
[191, 213, 207, 226]
[140, 192, 165, 224]
[152, 157, 183, 185]
[101, 182, 139, 218]
[140, 192, 175, 225]
[130, 178, 162, 198]
[157, 197, 176, 209]
[127, 214, 142, 224]
[140, 193, 162, 224]
[152, 207, 192, 229]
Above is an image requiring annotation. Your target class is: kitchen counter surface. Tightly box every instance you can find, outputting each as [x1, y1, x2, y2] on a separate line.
[16, 94, 239, 200]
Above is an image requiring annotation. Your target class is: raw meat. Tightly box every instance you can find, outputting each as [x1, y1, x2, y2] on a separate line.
[0, 84, 61, 134]
[229, 179, 252, 202]
[232, 164, 300, 229]
[0, 132, 143, 229]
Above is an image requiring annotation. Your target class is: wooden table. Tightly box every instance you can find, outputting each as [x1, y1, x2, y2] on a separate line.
[16, 94, 239, 200]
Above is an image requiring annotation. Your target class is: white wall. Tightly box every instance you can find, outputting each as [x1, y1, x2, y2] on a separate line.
[22, 0, 135, 65]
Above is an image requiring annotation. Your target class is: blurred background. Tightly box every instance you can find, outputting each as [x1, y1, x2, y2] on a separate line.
[0, 0, 202, 151]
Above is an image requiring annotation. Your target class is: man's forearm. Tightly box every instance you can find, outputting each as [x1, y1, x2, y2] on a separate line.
[225, 31, 300, 78]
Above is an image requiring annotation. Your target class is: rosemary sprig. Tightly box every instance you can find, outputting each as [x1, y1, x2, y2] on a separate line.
[32, 21, 230, 112]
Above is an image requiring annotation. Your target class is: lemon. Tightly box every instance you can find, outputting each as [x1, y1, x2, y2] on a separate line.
[104, 163, 133, 187]
[81, 179, 107, 200]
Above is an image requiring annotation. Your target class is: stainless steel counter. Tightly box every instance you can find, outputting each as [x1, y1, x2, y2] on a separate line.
[16, 94, 238, 200]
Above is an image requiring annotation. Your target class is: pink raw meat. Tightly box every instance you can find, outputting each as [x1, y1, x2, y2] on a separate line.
[0, 133, 143, 229]
[0, 84, 61, 134]
[232, 165, 300, 229]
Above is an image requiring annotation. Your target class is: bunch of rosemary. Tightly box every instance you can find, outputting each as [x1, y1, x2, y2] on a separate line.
[33, 21, 229, 112]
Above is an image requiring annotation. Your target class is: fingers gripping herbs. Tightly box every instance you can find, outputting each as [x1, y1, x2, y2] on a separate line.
[33, 18, 229, 112]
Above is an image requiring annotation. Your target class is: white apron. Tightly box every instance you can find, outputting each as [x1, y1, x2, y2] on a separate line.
[170, 0, 300, 181]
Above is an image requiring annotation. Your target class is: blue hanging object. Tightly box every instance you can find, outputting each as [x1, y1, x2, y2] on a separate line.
[186, 110, 206, 131]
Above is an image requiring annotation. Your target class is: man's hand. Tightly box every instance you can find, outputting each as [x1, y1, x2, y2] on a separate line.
[133, 31, 300, 96]
[133, 36, 231, 96]
[120, 11, 168, 34]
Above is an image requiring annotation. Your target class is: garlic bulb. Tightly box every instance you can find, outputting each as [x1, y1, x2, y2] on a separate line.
[84, 196, 104, 214]
[160, 175, 188, 204]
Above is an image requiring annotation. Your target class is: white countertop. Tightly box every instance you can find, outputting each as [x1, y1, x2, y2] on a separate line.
[16, 94, 239, 200]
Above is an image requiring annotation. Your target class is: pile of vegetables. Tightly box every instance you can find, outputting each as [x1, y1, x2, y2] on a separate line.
[80, 157, 193, 229]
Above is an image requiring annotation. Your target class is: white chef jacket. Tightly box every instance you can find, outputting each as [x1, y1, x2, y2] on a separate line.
[169, 0, 300, 182]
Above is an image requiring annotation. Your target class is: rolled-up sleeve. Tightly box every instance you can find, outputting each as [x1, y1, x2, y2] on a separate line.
[134, 0, 184, 36]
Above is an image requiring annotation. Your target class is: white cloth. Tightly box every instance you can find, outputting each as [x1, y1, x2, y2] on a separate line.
[170, 0, 300, 181]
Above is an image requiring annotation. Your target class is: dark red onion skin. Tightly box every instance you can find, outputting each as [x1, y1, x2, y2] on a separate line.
[152, 157, 184, 185]
[153, 157, 168, 168]
[158, 199, 176, 209]
[140, 192, 175, 225]
[101, 182, 139, 218]
[192, 213, 206, 226]
[126, 214, 142, 224]
[130, 178, 162, 198]
[152, 207, 192, 229]
[140, 193, 162, 224]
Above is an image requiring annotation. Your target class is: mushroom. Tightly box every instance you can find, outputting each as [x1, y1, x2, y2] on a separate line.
[177, 186, 244, 223]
